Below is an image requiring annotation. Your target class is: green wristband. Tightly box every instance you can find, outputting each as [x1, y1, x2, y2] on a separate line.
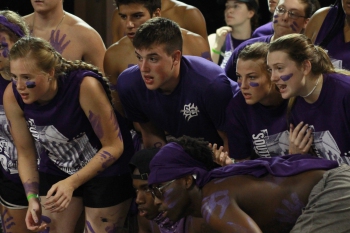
[211, 48, 221, 55]
[27, 193, 40, 201]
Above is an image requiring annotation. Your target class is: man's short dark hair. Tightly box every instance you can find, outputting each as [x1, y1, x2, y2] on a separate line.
[133, 17, 183, 55]
[115, 0, 161, 16]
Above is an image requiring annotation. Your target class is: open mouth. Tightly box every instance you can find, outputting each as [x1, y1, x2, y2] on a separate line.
[277, 84, 287, 91]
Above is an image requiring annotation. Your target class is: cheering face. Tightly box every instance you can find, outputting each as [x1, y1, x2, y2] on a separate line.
[10, 57, 56, 105]
[0, 32, 14, 72]
[118, 4, 153, 41]
[224, 1, 255, 27]
[236, 58, 272, 105]
[153, 178, 191, 222]
[272, 0, 309, 37]
[132, 169, 159, 220]
[135, 44, 181, 94]
[267, 51, 306, 99]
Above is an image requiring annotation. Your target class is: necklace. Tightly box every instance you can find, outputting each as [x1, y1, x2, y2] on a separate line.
[301, 76, 321, 98]
[31, 11, 66, 41]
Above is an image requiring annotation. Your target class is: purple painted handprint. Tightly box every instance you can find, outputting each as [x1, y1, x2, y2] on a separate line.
[49, 30, 71, 54]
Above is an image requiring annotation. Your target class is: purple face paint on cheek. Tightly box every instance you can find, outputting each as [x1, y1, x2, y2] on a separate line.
[249, 82, 259, 87]
[273, 14, 279, 23]
[280, 73, 293, 81]
[12, 80, 17, 86]
[237, 82, 242, 87]
[26, 81, 36, 88]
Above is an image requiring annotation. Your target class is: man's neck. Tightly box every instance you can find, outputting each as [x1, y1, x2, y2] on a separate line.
[33, 7, 65, 29]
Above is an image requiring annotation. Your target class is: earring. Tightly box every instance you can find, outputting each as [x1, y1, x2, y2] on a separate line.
[48, 78, 52, 81]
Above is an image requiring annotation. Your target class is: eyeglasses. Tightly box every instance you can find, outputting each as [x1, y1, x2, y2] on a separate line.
[275, 7, 306, 20]
[151, 179, 176, 199]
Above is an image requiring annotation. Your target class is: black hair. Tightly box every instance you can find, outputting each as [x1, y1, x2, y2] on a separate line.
[168, 136, 220, 171]
[115, 0, 161, 16]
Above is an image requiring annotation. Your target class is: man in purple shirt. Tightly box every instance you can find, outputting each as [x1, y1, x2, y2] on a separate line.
[117, 17, 239, 151]
[148, 136, 350, 233]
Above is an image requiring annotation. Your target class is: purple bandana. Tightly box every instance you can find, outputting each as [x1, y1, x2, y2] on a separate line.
[148, 143, 340, 188]
[148, 142, 209, 187]
[0, 15, 25, 38]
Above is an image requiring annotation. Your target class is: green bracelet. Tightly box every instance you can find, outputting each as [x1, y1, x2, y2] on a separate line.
[27, 193, 40, 201]
[211, 48, 222, 55]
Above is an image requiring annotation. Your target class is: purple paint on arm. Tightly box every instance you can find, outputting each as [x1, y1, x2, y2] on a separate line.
[85, 220, 96, 233]
[49, 30, 71, 54]
[26, 81, 36, 88]
[249, 82, 259, 87]
[98, 150, 116, 174]
[110, 110, 123, 142]
[23, 181, 39, 195]
[201, 51, 211, 60]
[280, 73, 293, 81]
[88, 110, 104, 139]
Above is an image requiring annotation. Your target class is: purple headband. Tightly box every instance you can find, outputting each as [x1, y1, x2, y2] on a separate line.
[0, 15, 25, 38]
[148, 142, 210, 188]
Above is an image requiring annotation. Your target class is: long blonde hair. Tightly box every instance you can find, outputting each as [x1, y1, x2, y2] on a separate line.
[9, 36, 113, 104]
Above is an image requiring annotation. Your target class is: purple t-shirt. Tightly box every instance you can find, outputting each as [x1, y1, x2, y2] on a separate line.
[224, 35, 272, 81]
[226, 92, 289, 160]
[0, 76, 22, 183]
[117, 56, 239, 146]
[252, 22, 274, 38]
[219, 34, 247, 69]
[290, 73, 350, 164]
[315, 6, 350, 70]
[13, 70, 134, 177]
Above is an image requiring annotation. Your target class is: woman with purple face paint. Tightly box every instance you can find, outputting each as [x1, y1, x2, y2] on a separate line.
[267, 33, 350, 164]
[3, 36, 135, 232]
[224, 0, 320, 81]
[148, 136, 350, 233]
[208, 0, 259, 68]
[215, 42, 288, 165]
[0, 10, 35, 233]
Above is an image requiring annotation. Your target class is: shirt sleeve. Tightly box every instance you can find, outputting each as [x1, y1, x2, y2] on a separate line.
[203, 75, 237, 132]
[116, 70, 149, 123]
